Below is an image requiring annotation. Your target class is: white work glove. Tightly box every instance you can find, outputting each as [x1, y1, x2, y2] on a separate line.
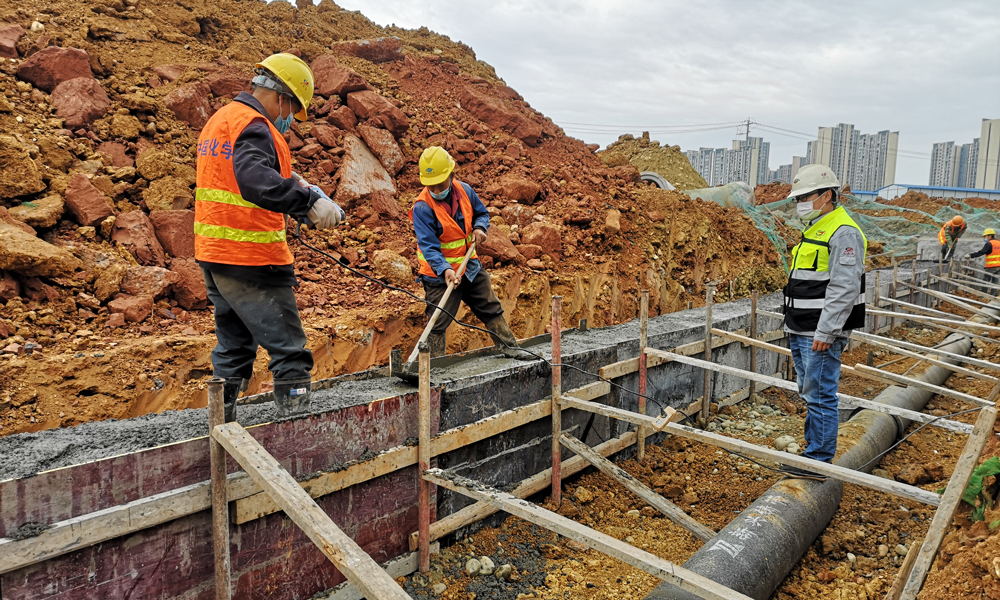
[964, 254, 972, 260]
[307, 196, 344, 229]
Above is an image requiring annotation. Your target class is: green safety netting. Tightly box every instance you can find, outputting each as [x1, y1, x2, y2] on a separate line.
[684, 183, 1000, 265]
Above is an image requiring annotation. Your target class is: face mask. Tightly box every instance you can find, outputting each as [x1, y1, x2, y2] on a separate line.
[796, 194, 828, 221]
[274, 96, 294, 134]
[430, 186, 451, 201]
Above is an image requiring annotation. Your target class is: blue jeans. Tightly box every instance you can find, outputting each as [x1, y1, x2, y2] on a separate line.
[789, 334, 846, 463]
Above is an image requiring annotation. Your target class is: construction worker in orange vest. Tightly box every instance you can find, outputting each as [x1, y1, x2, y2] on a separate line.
[410, 146, 524, 358]
[938, 215, 966, 261]
[194, 53, 345, 422]
[964, 228, 1000, 289]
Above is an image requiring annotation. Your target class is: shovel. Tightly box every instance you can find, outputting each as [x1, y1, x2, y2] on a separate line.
[397, 243, 477, 380]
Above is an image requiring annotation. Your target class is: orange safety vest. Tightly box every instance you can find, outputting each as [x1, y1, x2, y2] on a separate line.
[987, 239, 1000, 268]
[938, 222, 966, 245]
[194, 102, 294, 266]
[408, 182, 478, 277]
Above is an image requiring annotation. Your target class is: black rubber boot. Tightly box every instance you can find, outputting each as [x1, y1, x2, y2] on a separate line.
[484, 316, 532, 359]
[428, 333, 447, 358]
[222, 377, 245, 423]
[273, 377, 312, 418]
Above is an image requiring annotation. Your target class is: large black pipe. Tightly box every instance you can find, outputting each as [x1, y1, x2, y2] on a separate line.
[648, 304, 995, 599]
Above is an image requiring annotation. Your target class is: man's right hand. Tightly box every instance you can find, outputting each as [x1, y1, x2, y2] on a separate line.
[444, 269, 459, 286]
[307, 197, 344, 229]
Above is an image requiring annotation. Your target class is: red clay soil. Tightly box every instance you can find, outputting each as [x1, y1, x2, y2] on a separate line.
[754, 182, 792, 205]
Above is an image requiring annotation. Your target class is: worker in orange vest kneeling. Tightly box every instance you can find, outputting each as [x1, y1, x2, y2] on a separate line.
[938, 215, 967, 261]
[965, 228, 1000, 290]
[195, 53, 345, 422]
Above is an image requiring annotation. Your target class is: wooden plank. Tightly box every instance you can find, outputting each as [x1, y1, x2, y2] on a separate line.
[929, 275, 995, 302]
[423, 469, 754, 600]
[551, 295, 563, 506]
[638, 290, 649, 462]
[932, 288, 996, 310]
[660, 421, 941, 506]
[877, 297, 964, 320]
[212, 423, 412, 600]
[564, 380, 612, 402]
[702, 282, 717, 427]
[409, 432, 639, 551]
[883, 537, 921, 600]
[867, 307, 1000, 334]
[837, 395, 973, 435]
[900, 407, 998, 599]
[847, 333, 997, 383]
[918, 286, 997, 319]
[561, 396, 673, 431]
[207, 379, 232, 600]
[559, 433, 715, 542]
[749, 291, 759, 399]
[960, 263, 1000, 280]
[852, 364, 994, 408]
[851, 331, 1000, 373]
[417, 344, 432, 573]
[322, 543, 440, 600]
[756, 309, 784, 320]
[842, 364, 898, 387]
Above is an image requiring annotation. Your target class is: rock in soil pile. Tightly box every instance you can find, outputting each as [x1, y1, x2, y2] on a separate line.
[598, 132, 708, 191]
[0, 0, 788, 434]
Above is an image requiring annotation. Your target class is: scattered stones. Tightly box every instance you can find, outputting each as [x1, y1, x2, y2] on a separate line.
[333, 134, 396, 209]
[311, 54, 369, 97]
[346, 90, 409, 137]
[327, 105, 358, 131]
[371, 249, 411, 287]
[64, 174, 115, 227]
[479, 226, 522, 265]
[3, 343, 24, 356]
[112, 211, 166, 267]
[0, 222, 82, 277]
[107, 295, 153, 323]
[168, 258, 209, 310]
[460, 86, 542, 147]
[878, 544, 889, 557]
[205, 74, 247, 99]
[357, 124, 405, 176]
[574, 486, 593, 504]
[605, 209, 621, 234]
[136, 150, 174, 181]
[478, 556, 495, 576]
[149, 210, 195, 258]
[895, 544, 908, 556]
[310, 124, 341, 148]
[0, 271, 21, 301]
[626, 509, 640, 518]
[121, 266, 180, 299]
[785, 443, 800, 454]
[774, 435, 796, 451]
[465, 558, 481, 576]
[500, 176, 542, 204]
[16, 46, 93, 92]
[105, 312, 126, 328]
[896, 464, 931, 485]
[0, 136, 47, 200]
[431, 583, 447, 595]
[331, 36, 403, 63]
[51, 78, 110, 129]
[8, 195, 64, 229]
[515, 244, 542, 260]
[0, 25, 24, 59]
[94, 262, 128, 302]
[495, 564, 512, 580]
[96, 142, 133, 168]
[521, 222, 562, 259]
[152, 64, 186, 83]
[111, 114, 142, 140]
[143, 177, 193, 211]
[164, 82, 213, 129]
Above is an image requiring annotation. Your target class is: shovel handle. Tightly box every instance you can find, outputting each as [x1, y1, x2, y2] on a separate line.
[406, 243, 477, 364]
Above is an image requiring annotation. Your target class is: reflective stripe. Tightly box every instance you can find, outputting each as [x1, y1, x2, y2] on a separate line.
[195, 187, 263, 210]
[788, 298, 826, 309]
[789, 269, 831, 281]
[417, 251, 466, 265]
[194, 222, 286, 244]
[855, 293, 866, 305]
[439, 234, 475, 250]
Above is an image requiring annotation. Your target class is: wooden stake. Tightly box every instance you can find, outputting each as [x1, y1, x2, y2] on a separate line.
[213, 424, 411, 600]
[551, 295, 562, 507]
[875, 270, 881, 332]
[417, 342, 431, 574]
[701, 282, 717, 426]
[910, 257, 917, 304]
[638, 290, 649, 462]
[559, 434, 715, 541]
[930, 275, 995, 302]
[867, 307, 1000, 334]
[885, 537, 922, 600]
[851, 364, 994, 407]
[851, 330, 1000, 373]
[900, 407, 998, 599]
[892, 254, 899, 329]
[749, 291, 759, 400]
[423, 469, 755, 600]
[207, 378, 232, 600]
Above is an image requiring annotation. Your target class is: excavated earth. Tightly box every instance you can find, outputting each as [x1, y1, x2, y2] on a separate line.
[597, 132, 709, 191]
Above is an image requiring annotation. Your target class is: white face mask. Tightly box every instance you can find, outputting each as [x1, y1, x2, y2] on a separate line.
[796, 194, 828, 221]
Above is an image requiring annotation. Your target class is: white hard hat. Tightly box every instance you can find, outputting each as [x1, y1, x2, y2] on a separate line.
[787, 164, 840, 200]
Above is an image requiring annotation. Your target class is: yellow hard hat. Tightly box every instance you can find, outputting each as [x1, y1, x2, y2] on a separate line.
[984, 228, 996, 236]
[419, 146, 456, 186]
[254, 53, 315, 121]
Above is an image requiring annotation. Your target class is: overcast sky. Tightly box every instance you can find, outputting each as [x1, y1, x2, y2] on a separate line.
[334, 0, 1000, 186]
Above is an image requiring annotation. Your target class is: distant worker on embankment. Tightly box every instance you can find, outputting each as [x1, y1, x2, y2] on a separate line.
[782, 165, 868, 480]
[939, 215, 967, 261]
[410, 146, 523, 358]
[194, 53, 345, 422]
[964, 228, 1000, 288]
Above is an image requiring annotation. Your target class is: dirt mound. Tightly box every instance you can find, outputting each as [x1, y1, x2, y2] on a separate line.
[598, 132, 708, 191]
[0, 0, 786, 435]
[755, 182, 791, 205]
[879, 191, 963, 214]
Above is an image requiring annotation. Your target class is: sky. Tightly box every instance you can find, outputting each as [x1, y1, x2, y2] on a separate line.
[333, 0, 1000, 186]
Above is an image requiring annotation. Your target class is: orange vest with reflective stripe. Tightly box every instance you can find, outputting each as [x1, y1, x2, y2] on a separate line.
[409, 182, 478, 277]
[194, 102, 294, 266]
[987, 239, 1000, 268]
[938, 222, 966, 245]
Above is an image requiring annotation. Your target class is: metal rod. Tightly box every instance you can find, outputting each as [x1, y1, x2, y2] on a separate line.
[417, 342, 431, 573]
[874, 270, 881, 332]
[701, 282, 716, 427]
[748, 291, 758, 400]
[892, 254, 898, 330]
[208, 378, 232, 600]
[910, 258, 916, 304]
[638, 290, 649, 463]
[551, 295, 562, 507]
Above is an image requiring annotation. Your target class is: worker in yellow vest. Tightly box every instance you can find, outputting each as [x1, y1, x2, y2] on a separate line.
[938, 215, 966, 261]
[782, 165, 867, 481]
[964, 228, 1000, 289]
[195, 53, 345, 422]
[409, 146, 524, 358]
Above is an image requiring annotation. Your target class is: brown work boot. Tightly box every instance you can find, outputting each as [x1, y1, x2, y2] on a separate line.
[485, 316, 533, 359]
[428, 333, 447, 358]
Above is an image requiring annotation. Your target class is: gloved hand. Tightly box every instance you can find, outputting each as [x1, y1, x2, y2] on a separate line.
[307, 196, 344, 229]
[964, 253, 972, 260]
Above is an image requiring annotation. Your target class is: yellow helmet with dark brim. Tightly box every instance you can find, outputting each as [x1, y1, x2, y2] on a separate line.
[254, 53, 315, 121]
[419, 146, 456, 186]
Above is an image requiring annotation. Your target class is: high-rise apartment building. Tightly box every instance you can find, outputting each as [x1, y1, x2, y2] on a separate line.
[806, 124, 897, 190]
[684, 136, 771, 187]
[958, 140, 979, 188]
[929, 142, 959, 187]
[975, 119, 1000, 191]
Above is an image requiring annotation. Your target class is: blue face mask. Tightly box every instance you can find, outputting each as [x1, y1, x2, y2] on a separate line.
[430, 186, 451, 201]
[274, 96, 294, 134]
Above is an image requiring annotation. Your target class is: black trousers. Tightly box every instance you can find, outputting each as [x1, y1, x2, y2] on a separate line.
[422, 270, 504, 336]
[202, 268, 313, 381]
